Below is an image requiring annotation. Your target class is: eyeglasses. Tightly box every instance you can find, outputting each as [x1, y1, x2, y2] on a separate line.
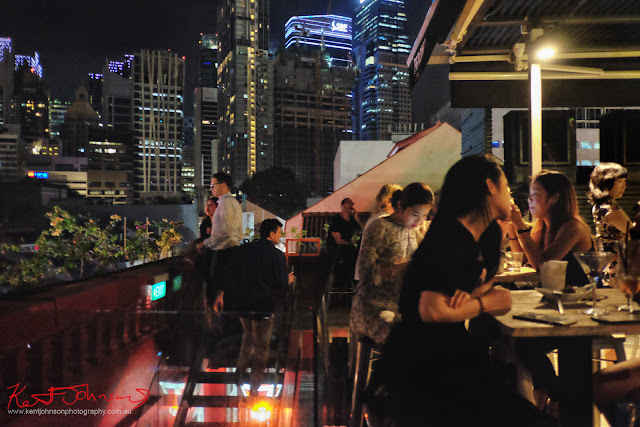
[209, 183, 221, 188]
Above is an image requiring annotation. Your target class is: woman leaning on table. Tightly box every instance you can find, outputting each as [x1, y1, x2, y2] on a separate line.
[506, 170, 592, 286]
[350, 182, 433, 345]
[380, 155, 555, 427]
[506, 170, 592, 415]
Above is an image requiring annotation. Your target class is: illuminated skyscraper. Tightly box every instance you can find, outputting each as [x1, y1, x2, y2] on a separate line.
[48, 98, 70, 138]
[15, 52, 43, 78]
[87, 73, 103, 117]
[195, 34, 219, 203]
[0, 37, 13, 125]
[199, 34, 218, 88]
[353, 0, 412, 140]
[274, 49, 355, 197]
[102, 56, 133, 132]
[132, 50, 184, 197]
[217, 0, 274, 186]
[285, 15, 352, 67]
[13, 61, 49, 139]
[108, 54, 133, 78]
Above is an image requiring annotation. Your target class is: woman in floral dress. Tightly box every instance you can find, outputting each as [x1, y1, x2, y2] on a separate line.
[350, 182, 433, 344]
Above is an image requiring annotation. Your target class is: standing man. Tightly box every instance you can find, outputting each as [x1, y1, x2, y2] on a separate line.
[327, 198, 364, 293]
[198, 172, 243, 307]
[213, 219, 294, 392]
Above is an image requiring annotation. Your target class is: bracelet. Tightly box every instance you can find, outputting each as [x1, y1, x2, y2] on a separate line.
[517, 227, 532, 235]
[507, 236, 518, 241]
[476, 296, 485, 313]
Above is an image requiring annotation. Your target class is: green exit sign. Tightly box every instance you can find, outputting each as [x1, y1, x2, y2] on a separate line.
[173, 275, 182, 291]
[151, 281, 166, 301]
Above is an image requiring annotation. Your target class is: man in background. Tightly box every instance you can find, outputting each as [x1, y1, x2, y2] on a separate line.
[198, 172, 243, 308]
[213, 219, 294, 392]
[327, 198, 363, 295]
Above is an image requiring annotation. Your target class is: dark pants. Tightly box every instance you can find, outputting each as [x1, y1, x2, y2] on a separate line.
[330, 244, 358, 290]
[516, 338, 564, 400]
[237, 315, 274, 390]
[206, 246, 239, 305]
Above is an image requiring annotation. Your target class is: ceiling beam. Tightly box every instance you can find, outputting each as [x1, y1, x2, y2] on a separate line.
[477, 15, 640, 27]
[450, 70, 640, 80]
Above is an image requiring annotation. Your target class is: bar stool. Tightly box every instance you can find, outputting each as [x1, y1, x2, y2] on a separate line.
[351, 333, 382, 427]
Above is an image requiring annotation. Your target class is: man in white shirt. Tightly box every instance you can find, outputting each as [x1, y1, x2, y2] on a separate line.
[197, 172, 243, 306]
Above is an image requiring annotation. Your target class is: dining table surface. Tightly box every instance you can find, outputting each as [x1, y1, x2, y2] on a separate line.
[489, 288, 640, 427]
[493, 265, 540, 283]
[495, 288, 640, 337]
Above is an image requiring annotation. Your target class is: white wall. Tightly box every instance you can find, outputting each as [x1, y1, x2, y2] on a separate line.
[334, 140, 395, 190]
[288, 123, 462, 234]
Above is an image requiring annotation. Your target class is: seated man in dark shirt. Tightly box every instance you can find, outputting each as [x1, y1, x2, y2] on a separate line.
[213, 219, 294, 393]
[327, 198, 364, 292]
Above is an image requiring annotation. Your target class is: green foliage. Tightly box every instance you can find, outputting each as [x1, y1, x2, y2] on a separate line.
[0, 246, 53, 288]
[0, 208, 183, 291]
[322, 222, 330, 246]
[288, 227, 307, 238]
[155, 219, 184, 259]
[35, 207, 123, 277]
[125, 219, 183, 261]
[239, 166, 306, 219]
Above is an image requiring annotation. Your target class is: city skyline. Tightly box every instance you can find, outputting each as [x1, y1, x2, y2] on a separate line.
[0, 0, 429, 114]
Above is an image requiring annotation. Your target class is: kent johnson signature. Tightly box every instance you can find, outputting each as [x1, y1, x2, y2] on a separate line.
[7, 383, 150, 410]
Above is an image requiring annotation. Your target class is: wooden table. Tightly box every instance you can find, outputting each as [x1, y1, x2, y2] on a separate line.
[490, 289, 640, 427]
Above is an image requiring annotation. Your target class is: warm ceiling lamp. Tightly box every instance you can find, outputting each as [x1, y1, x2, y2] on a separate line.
[536, 47, 555, 60]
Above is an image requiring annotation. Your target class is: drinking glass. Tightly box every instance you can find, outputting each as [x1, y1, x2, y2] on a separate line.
[505, 251, 523, 272]
[616, 240, 640, 313]
[574, 252, 615, 317]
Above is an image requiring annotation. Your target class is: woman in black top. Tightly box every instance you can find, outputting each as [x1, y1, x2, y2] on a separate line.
[381, 155, 554, 426]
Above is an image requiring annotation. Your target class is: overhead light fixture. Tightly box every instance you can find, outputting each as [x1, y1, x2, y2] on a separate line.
[537, 47, 555, 60]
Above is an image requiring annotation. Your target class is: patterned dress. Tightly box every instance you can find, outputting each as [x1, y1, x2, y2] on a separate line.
[593, 202, 624, 252]
[350, 216, 426, 344]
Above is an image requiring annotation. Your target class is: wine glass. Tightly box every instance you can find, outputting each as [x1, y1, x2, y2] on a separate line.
[616, 240, 640, 313]
[573, 252, 616, 317]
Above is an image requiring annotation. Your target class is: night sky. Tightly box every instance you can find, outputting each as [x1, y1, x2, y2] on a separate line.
[1, 0, 445, 121]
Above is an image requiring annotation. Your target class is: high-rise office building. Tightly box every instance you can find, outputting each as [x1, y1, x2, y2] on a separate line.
[353, 0, 412, 140]
[108, 54, 133, 78]
[285, 15, 353, 67]
[13, 61, 49, 139]
[49, 98, 70, 139]
[87, 73, 103, 118]
[132, 49, 184, 197]
[182, 115, 195, 196]
[0, 37, 14, 126]
[15, 52, 43, 79]
[195, 34, 219, 203]
[274, 49, 355, 197]
[0, 124, 21, 182]
[195, 87, 218, 189]
[102, 60, 134, 132]
[199, 34, 218, 88]
[217, 0, 274, 186]
[181, 144, 196, 196]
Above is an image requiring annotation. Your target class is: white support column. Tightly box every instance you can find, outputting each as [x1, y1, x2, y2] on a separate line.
[529, 63, 542, 177]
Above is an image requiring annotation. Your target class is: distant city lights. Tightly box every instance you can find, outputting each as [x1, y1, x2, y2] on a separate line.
[15, 52, 43, 78]
[27, 171, 49, 179]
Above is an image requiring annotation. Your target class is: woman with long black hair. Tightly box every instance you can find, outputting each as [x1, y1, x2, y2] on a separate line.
[380, 155, 554, 426]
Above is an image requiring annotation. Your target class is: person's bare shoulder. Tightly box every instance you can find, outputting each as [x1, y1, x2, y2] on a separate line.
[563, 217, 593, 248]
